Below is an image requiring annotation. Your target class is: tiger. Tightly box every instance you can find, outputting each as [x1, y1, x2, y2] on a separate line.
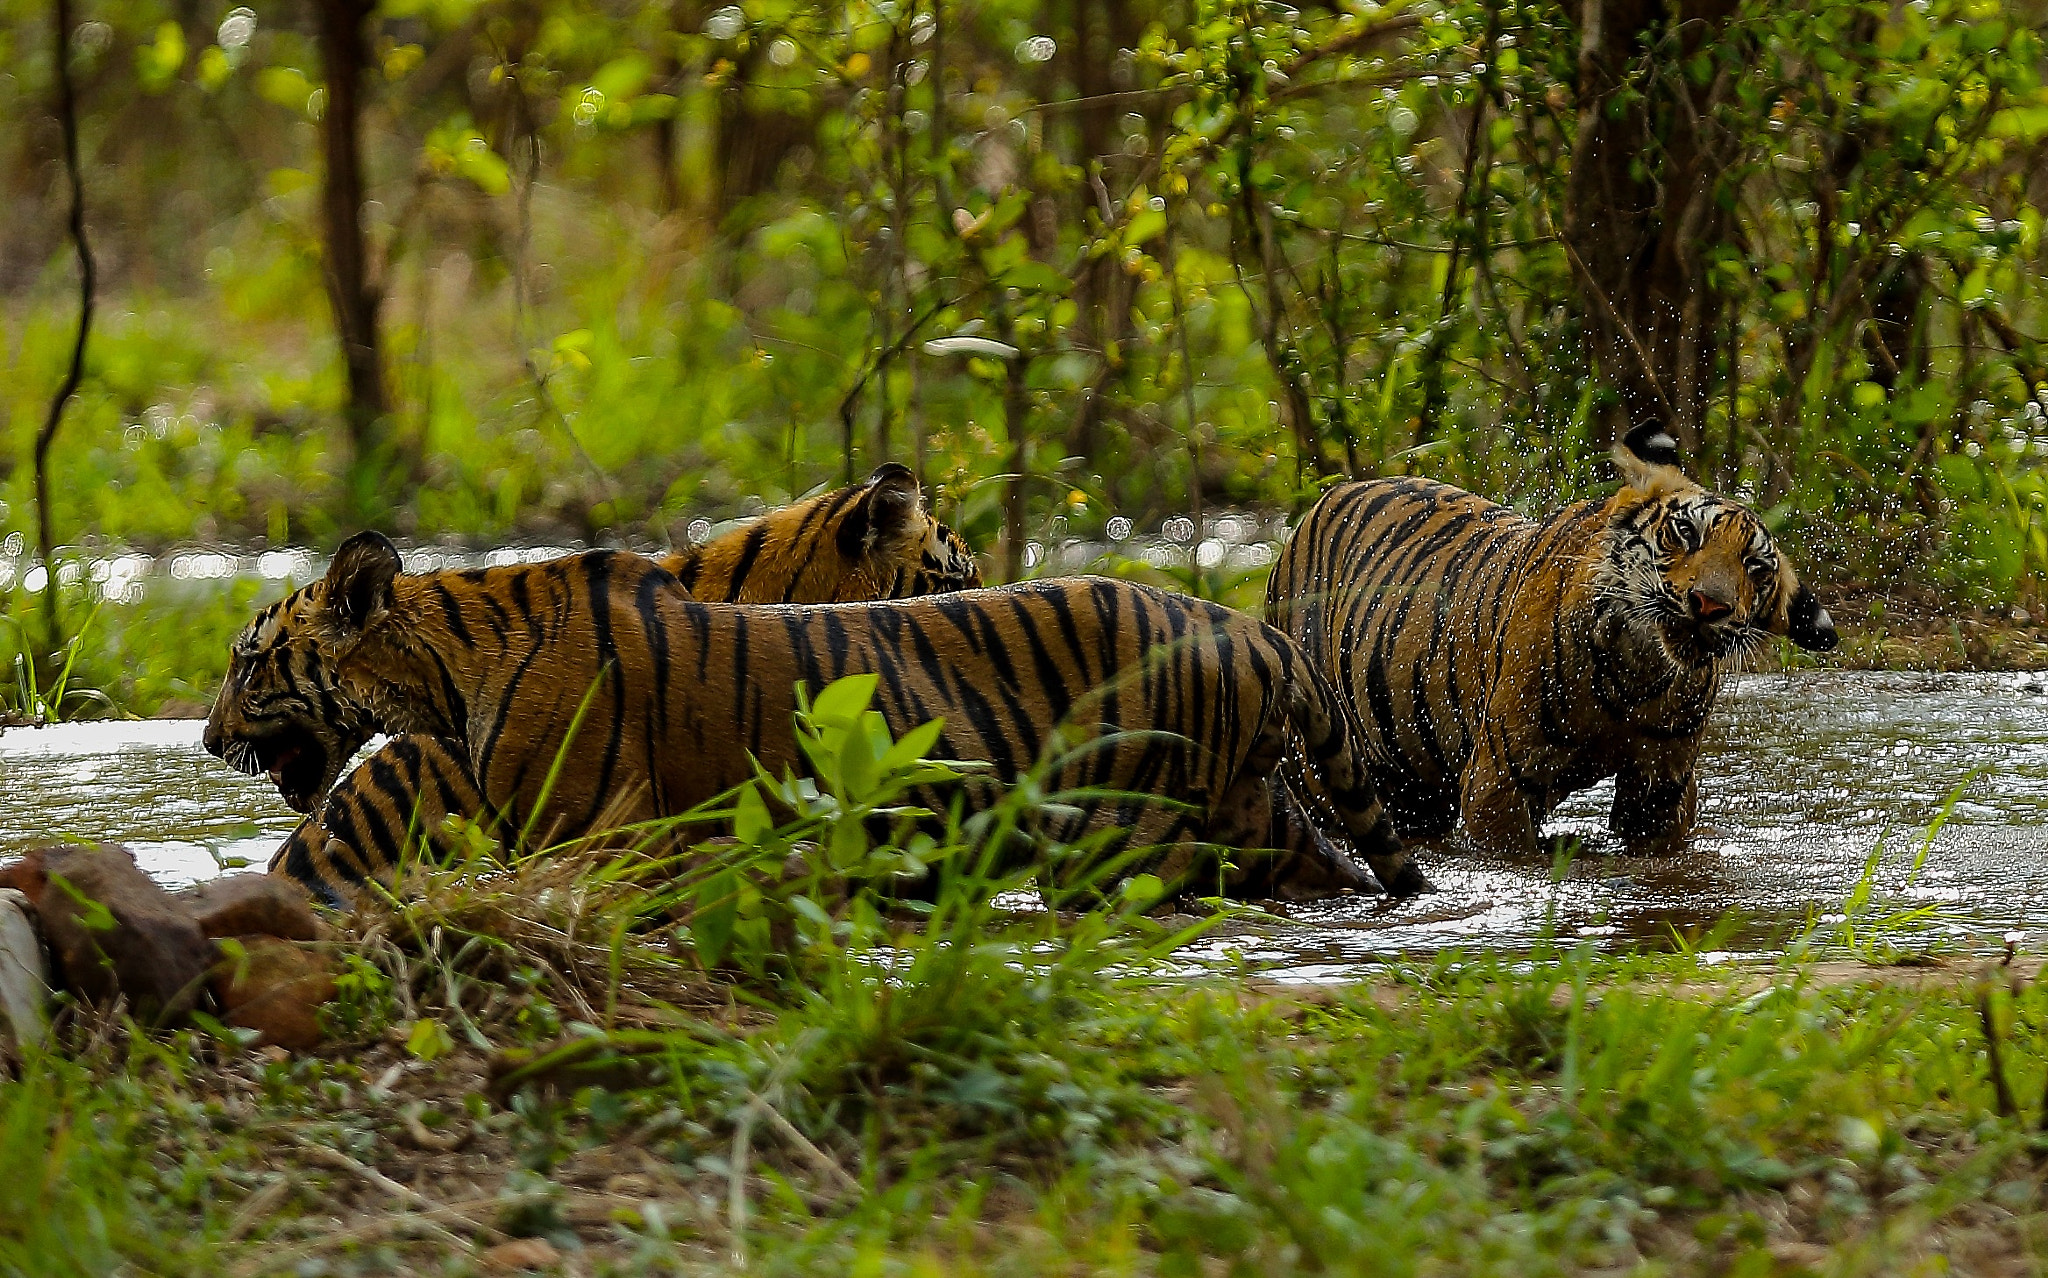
[1263, 424, 1838, 858]
[664, 461, 981, 601]
[268, 464, 984, 903]
[205, 533, 1427, 909]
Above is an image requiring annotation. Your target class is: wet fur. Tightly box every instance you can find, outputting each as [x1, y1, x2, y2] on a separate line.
[266, 465, 982, 902]
[212, 545, 1419, 905]
[1264, 430, 1837, 856]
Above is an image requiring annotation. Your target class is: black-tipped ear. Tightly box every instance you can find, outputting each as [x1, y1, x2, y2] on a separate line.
[1613, 422, 1693, 496]
[864, 464, 921, 535]
[1620, 423, 1683, 470]
[836, 464, 922, 560]
[324, 530, 401, 632]
[1785, 585, 1839, 652]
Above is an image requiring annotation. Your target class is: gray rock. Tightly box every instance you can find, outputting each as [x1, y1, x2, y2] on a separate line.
[0, 889, 49, 1054]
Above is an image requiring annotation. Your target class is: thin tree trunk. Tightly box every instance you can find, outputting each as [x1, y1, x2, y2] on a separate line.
[314, 0, 388, 493]
[998, 309, 1029, 581]
[1562, 0, 1738, 458]
[37, 0, 95, 652]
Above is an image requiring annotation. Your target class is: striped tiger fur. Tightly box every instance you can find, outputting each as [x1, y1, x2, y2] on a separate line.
[267, 465, 983, 902]
[1264, 426, 1838, 857]
[665, 462, 981, 601]
[205, 534, 1423, 906]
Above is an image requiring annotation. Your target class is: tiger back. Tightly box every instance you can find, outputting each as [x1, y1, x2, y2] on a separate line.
[270, 465, 982, 904]
[210, 538, 1423, 906]
[1264, 426, 1838, 856]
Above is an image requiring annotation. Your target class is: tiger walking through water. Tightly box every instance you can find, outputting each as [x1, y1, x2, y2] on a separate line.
[1264, 425, 1838, 857]
[214, 534, 1423, 905]
[266, 464, 981, 902]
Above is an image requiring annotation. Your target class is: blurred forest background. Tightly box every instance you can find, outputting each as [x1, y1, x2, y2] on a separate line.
[3, 0, 2048, 710]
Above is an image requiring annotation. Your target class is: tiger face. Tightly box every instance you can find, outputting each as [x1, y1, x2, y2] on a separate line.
[1598, 427, 1837, 669]
[202, 533, 395, 814]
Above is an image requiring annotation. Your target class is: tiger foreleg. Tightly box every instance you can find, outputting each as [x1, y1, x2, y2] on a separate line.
[1609, 765, 1698, 853]
[1458, 744, 1542, 857]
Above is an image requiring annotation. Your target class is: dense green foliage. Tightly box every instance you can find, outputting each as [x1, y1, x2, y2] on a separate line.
[4, 0, 2048, 613]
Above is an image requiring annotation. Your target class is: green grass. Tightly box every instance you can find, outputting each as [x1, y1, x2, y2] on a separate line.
[3, 684, 2047, 1275]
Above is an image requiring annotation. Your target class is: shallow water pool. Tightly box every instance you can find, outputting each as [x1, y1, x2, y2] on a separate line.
[2, 670, 2044, 975]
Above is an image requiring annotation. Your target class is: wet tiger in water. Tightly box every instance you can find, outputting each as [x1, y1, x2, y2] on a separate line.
[205, 533, 1425, 908]
[1264, 425, 1838, 857]
[267, 464, 981, 903]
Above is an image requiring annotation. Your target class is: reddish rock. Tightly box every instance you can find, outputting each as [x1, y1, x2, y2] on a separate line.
[174, 873, 322, 941]
[480, 1238, 560, 1271]
[33, 844, 215, 1023]
[0, 849, 48, 900]
[211, 936, 337, 1052]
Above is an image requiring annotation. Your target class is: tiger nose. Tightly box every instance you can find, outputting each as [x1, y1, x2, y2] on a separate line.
[1689, 589, 1733, 623]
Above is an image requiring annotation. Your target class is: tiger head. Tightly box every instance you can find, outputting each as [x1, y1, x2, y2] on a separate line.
[1596, 425, 1838, 669]
[838, 463, 983, 599]
[203, 531, 402, 814]
[674, 462, 982, 601]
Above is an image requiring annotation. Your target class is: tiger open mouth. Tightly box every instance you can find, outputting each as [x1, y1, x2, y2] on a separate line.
[230, 728, 334, 815]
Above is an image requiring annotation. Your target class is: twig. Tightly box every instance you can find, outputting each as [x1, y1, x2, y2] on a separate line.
[744, 1089, 862, 1196]
[225, 1174, 293, 1242]
[37, 0, 95, 650]
[227, 1192, 553, 1277]
[291, 1133, 498, 1238]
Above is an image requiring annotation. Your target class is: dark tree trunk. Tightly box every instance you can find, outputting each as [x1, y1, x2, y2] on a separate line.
[1563, 0, 1739, 459]
[313, 0, 388, 489]
[38, 0, 95, 653]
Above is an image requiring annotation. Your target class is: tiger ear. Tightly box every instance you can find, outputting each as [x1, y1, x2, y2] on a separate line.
[1780, 583, 1840, 652]
[837, 464, 923, 560]
[324, 530, 402, 633]
[1613, 423, 1693, 497]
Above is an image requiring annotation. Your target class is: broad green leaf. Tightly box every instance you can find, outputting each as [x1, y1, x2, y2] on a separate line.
[405, 1018, 454, 1062]
[879, 717, 946, 775]
[809, 674, 880, 729]
[734, 783, 772, 846]
[692, 871, 739, 968]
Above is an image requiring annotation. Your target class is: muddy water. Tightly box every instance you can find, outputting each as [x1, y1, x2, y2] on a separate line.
[2, 671, 2044, 974]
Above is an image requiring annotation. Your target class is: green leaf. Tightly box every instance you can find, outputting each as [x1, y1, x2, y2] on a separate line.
[136, 22, 188, 93]
[809, 673, 879, 729]
[839, 713, 881, 797]
[734, 783, 772, 845]
[1122, 209, 1167, 244]
[44, 873, 114, 933]
[454, 145, 511, 197]
[692, 871, 739, 968]
[879, 716, 946, 776]
[1121, 873, 1167, 911]
[828, 816, 868, 872]
[405, 1018, 454, 1062]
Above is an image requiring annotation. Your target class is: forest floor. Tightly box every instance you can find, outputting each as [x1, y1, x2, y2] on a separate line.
[12, 849, 2048, 1278]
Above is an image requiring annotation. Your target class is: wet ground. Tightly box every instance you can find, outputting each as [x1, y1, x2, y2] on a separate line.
[3, 670, 2044, 976]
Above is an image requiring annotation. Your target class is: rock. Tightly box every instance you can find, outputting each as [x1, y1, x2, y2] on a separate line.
[33, 844, 215, 1024]
[0, 849, 48, 900]
[480, 1237, 561, 1271]
[211, 936, 337, 1052]
[0, 889, 49, 1054]
[174, 873, 322, 941]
